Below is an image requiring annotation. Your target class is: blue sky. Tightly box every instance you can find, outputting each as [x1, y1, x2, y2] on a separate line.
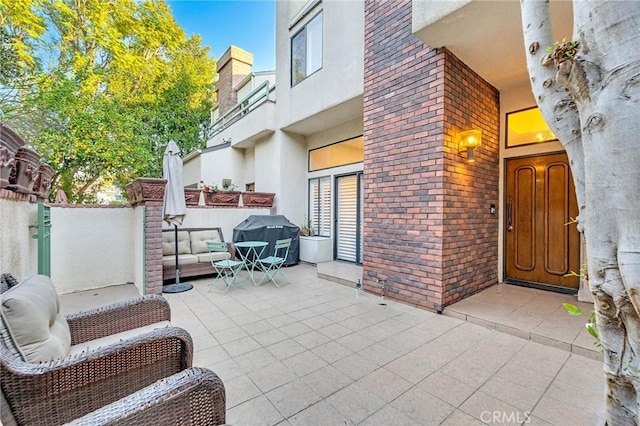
[166, 1, 276, 71]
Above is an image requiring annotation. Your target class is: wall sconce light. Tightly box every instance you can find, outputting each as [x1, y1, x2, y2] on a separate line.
[459, 129, 482, 163]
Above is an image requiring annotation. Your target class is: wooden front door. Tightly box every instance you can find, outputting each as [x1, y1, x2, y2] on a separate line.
[505, 153, 580, 290]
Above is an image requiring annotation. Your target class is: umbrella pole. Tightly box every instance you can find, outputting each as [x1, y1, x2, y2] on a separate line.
[162, 224, 193, 293]
[174, 224, 180, 284]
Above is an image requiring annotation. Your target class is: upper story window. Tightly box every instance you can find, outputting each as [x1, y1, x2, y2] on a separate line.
[291, 11, 323, 87]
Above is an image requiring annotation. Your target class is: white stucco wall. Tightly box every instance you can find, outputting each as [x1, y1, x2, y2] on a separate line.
[0, 197, 38, 280]
[276, 0, 364, 129]
[183, 153, 202, 188]
[167, 207, 272, 243]
[51, 207, 136, 294]
[199, 147, 246, 190]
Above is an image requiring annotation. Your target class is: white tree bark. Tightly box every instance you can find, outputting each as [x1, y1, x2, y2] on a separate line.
[521, 0, 640, 423]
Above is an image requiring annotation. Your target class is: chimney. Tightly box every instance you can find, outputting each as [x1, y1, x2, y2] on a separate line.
[216, 46, 253, 115]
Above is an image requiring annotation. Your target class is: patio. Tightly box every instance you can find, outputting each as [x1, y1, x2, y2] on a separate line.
[60, 263, 605, 425]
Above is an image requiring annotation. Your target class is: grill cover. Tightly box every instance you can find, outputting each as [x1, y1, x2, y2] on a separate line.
[232, 215, 300, 265]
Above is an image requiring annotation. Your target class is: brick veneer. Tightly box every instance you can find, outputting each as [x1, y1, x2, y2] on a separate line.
[362, 0, 499, 311]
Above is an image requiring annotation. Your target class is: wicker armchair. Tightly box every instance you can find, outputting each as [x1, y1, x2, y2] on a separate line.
[0, 295, 194, 425]
[67, 367, 226, 425]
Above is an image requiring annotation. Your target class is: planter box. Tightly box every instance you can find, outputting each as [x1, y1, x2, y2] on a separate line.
[125, 178, 166, 206]
[299, 236, 333, 264]
[184, 188, 202, 206]
[241, 192, 275, 207]
[1, 124, 24, 190]
[204, 191, 241, 207]
[9, 146, 40, 195]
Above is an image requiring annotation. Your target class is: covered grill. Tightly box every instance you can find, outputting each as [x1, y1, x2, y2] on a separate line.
[232, 215, 300, 266]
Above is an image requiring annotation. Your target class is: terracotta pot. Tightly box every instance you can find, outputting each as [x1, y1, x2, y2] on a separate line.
[184, 188, 202, 206]
[33, 161, 55, 200]
[0, 124, 25, 190]
[125, 178, 167, 206]
[204, 191, 241, 207]
[9, 146, 40, 194]
[241, 191, 275, 207]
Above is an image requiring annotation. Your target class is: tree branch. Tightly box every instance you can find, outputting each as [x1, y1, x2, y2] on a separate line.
[521, 0, 586, 227]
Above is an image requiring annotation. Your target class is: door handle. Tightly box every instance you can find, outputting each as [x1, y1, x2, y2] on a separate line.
[506, 199, 513, 232]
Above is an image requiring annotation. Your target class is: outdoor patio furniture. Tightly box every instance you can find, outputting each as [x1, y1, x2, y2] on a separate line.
[65, 367, 226, 425]
[257, 238, 292, 288]
[234, 240, 269, 286]
[0, 274, 194, 425]
[207, 241, 245, 294]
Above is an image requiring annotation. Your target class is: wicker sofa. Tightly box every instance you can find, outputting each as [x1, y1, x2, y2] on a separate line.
[162, 227, 236, 282]
[0, 274, 226, 425]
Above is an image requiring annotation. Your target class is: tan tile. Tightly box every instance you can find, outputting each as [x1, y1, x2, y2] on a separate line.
[278, 322, 314, 338]
[227, 394, 285, 426]
[225, 374, 262, 408]
[193, 345, 230, 368]
[242, 320, 276, 336]
[418, 371, 475, 407]
[441, 409, 486, 425]
[360, 404, 417, 426]
[357, 367, 413, 401]
[302, 365, 353, 398]
[357, 343, 401, 366]
[224, 335, 262, 357]
[282, 350, 328, 378]
[288, 401, 353, 426]
[212, 326, 248, 344]
[265, 379, 323, 418]
[311, 341, 353, 364]
[460, 391, 527, 425]
[265, 338, 307, 360]
[532, 395, 605, 425]
[530, 334, 572, 352]
[326, 382, 387, 424]
[390, 386, 455, 424]
[253, 328, 289, 346]
[481, 375, 543, 411]
[248, 361, 297, 393]
[293, 330, 331, 349]
[317, 323, 353, 340]
[234, 347, 279, 373]
[336, 332, 374, 352]
[332, 353, 378, 380]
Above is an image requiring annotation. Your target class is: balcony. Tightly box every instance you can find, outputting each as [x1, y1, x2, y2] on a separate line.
[205, 80, 276, 149]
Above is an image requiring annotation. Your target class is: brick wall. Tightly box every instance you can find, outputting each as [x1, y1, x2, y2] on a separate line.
[362, 0, 499, 311]
[216, 46, 253, 115]
[441, 51, 500, 305]
[144, 202, 164, 295]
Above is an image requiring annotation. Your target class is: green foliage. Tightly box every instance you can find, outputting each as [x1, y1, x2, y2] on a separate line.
[0, 0, 216, 203]
[546, 38, 579, 63]
[562, 303, 601, 345]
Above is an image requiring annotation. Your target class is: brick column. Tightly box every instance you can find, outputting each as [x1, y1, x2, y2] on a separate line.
[126, 178, 166, 295]
[363, 0, 499, 311]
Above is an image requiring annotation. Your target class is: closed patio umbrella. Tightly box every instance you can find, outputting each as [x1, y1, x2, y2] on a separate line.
[162, 140, 193, 293]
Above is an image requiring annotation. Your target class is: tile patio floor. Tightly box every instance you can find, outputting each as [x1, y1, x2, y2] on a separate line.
[60, 263, 605, 425]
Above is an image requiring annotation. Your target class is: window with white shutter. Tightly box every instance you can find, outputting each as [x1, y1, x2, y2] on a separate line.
[291, 12, 323, 86]
[308, 176, 331, 237]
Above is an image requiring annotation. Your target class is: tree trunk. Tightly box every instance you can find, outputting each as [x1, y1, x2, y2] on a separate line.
[521, 0, 640, 423]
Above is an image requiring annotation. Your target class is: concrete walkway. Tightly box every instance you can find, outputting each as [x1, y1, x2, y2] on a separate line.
[60, 263, 606, 425]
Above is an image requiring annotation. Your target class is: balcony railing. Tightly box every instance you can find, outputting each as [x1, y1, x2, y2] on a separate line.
[205, 80, 272, 140]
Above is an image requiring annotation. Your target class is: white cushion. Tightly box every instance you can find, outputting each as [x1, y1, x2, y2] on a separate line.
[69, 321, 171, 357]
[162, 231, 191, 256]
[162, 254, 199, 267]
[190, 230, 221, 254]
[0, 275, 71, 362]
[196, 252, 229, 263]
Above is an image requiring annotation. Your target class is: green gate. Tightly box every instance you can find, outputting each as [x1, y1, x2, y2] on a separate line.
[32, 203, 52, 276]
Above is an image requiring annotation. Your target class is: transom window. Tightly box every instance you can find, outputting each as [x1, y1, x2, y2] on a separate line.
[291, 11, 323, 86]
[309, 136, 364, 172]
